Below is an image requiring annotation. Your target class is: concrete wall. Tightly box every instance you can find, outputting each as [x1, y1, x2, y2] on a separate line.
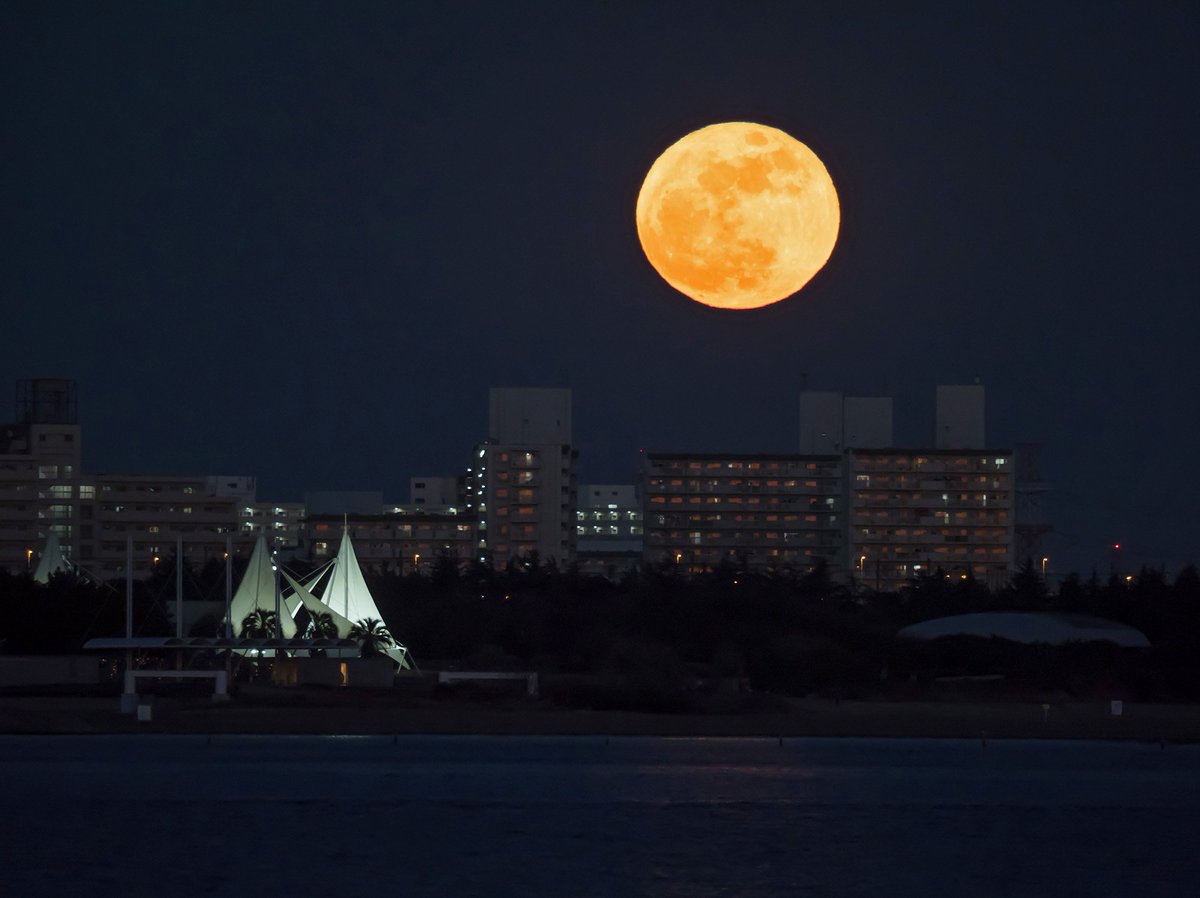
[798, 391, 843, 453]
[936, 384, 986, 449]
[843, 397, 893, 448]
[489, 388, 571, 444]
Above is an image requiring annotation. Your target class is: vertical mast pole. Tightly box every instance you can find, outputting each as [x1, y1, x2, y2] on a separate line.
[175, 535, 184, 639]
[125, 535, 133, 677]
[175, 535, 184, 672]
[224, 535, 233, 681]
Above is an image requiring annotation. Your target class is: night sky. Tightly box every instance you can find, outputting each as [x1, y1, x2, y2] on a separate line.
[3, 2, 1197, 576]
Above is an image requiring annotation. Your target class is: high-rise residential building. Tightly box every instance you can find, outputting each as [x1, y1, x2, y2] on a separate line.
[240, 500, 305, 549]
[649, 385, 1025, 590]
[87, 474, 255, 578]
[641, 453, 844, 574]
[298, 511, 475, 575]
[0, 379, 83, 574]
[0, 379, 300, 579]
[469, 388, 577, 569]
[575, 483, 643, 578]
[847, 448, 1015, 591]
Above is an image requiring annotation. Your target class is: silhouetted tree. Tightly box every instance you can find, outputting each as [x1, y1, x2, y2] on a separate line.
[350, 617, 393, 658]
[240, 609, 277, 638]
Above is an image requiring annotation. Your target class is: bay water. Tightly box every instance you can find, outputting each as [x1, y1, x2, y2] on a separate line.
[2, 734, 1197, 896]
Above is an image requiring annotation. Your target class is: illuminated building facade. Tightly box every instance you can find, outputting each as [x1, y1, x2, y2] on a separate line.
[0, 380, 279, 579]
[0, 379, 83, 574]
[640, 453, 844, 574]
[575, 484, 642, 578]
[299, 512, 475, 575]
[239, 500, 305, 549]
[848, 449, 1015, 591]
[469, 388, 578, 569]
[86, 474, 256, 578]
[645, 385, 1023, 590]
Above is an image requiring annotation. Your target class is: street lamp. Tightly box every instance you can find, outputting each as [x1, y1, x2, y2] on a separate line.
[1041, 556, 1048, 580]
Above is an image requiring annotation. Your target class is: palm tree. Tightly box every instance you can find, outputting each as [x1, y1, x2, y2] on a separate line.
[240, 608, 278, 638]
[349, 617, 393, 658]
[307, 610, 339, 639]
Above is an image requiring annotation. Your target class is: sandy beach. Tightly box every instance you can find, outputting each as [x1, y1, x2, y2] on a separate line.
[2, 687, 1199, 741]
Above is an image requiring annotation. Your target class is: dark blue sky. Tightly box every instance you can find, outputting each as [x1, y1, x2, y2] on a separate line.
[3, 2, 1197, 576]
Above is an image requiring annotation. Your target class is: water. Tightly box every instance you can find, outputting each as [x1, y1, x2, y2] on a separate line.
[2, 735, 1197, 896]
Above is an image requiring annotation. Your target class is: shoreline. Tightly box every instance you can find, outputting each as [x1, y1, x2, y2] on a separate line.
[3, 692, 1200, 742]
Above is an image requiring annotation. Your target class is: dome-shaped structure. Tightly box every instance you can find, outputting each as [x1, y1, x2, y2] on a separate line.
[897, 612, 1150, 647]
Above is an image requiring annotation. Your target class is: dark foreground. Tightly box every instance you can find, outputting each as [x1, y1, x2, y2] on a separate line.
[3, 687, 1200, 741]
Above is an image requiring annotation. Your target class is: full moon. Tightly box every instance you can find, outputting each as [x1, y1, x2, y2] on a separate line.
[636, 122, 839, 310]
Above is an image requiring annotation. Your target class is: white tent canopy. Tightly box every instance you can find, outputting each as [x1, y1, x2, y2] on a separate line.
[227, 536, 296, 638]
[321, 527, 388, 626]
[281, 561, 411, 670]
[225, 529, 410, 668]
[280, 568, 357, 637]
[33, 531, 71, 583]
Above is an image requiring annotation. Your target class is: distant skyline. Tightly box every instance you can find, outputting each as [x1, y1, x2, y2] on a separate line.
[3, 2, 1197, 576]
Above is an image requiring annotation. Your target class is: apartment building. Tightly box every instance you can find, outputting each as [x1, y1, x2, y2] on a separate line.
[87, 474, 257, 578]
[643, 385, 1025, 589]
[239, 500, 306, 549]
[848, 448, 1015, 591]
[469, 388, 578, 569]
[299, 511, 475, 575]
[0, 379, 84, 574]
[641, 453, 844, 574]
[575, 483, 643, 578]
[0, 380, 282, 579]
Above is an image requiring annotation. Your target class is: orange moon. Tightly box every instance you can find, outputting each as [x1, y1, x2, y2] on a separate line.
[635, 122, 839, 310]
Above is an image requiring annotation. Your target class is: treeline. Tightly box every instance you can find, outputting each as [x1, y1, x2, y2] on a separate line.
[365, 556, 1200, 702]
[2, 557, 1199, 703]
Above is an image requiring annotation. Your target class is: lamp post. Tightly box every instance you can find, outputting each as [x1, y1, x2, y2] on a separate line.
[1041, 556, 1048, 581]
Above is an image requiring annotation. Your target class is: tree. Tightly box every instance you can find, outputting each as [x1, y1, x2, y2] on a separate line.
[307, 610, 339, 639]
[240, 608, 277, 638]
[349, 617, 393, 658]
